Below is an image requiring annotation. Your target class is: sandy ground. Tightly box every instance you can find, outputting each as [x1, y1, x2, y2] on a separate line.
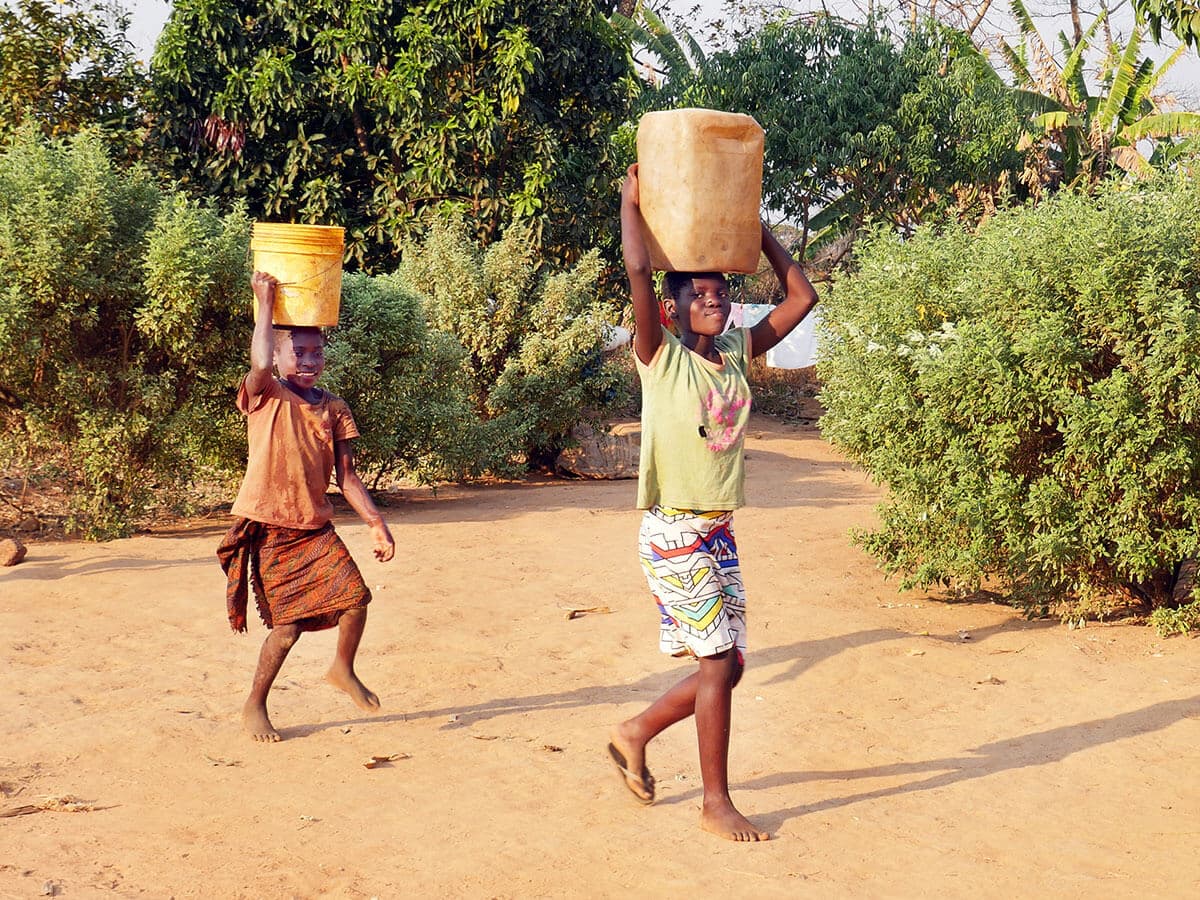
[2, 416, 1199, 899]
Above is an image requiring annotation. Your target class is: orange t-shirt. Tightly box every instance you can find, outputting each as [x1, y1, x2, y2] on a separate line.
[229, 377, 360, 529]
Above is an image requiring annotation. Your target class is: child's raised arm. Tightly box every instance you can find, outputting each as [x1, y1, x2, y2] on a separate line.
[749, 224, 818, 359]
[621, 164, 663, 365]
[245, 271, 279, 399]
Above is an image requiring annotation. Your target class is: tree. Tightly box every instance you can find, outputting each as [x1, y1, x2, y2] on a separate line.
[1133, 0, 1200, 48]
[0, 0, 145, 148]
[660, 14, 1023, 257]
[610, 1, 708, 103]
[1003, 1, 1200, 191]
[145, 0, 637, 270]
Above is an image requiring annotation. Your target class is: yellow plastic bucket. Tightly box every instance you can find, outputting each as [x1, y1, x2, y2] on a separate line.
[250, 222, 345, 327]
[636, 108, 764, 274]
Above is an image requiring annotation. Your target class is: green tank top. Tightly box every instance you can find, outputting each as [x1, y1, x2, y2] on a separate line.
[636, 326, 753, 511]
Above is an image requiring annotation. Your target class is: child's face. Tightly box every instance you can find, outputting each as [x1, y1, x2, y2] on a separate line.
[274, 329, 326, 390]
[666, 275, 731, 338]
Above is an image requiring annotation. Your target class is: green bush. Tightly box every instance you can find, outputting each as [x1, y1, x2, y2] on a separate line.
[323, 272, 498, 485]
[396, 214, 630, 469]
[0, 127, 250, 538]
[1150, 600, 1200, 636]
[0, 128, 632, 535]
[818, 174, 1200, 621]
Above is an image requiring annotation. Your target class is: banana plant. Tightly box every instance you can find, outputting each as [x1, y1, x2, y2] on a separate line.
[610, 0, 707, 90]
[1003, 0, 1200, 188]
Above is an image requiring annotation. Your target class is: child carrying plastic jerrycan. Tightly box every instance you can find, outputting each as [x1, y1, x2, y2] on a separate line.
[635, 108, 764, 274]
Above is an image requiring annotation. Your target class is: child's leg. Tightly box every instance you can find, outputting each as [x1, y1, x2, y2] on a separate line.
[324, 606, 380, 711]
[243, 623, 302, 742]
[611, 669, 700, 800]
[694, 649, 767, 842]
[609, 651, 747, 805]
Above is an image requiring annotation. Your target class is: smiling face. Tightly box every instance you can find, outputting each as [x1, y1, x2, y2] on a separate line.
[664, 273, 731, 339]
[273, 327, 326, 392]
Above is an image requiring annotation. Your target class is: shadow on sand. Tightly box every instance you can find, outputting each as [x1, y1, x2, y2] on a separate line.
[285, 620, 1041, 738]
[738, 693, 1200, 833]
[277, 622, 1199, 840]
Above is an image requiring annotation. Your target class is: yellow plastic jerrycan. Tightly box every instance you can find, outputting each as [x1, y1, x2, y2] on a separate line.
[250, 222, 345, 327]
[636, 108, 764, 274]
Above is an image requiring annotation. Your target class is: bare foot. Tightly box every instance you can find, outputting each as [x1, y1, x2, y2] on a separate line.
[700, 798, 769, 842]
[608, 725, 654, 804]
[326, 666, 380, 712]
[242, 700, 281, 743]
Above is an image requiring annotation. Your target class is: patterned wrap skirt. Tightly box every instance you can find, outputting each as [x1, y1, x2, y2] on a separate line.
[217, 519, 371, 632]
[638, 506, 746, 660]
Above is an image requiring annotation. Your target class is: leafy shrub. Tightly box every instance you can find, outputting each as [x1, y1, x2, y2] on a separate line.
[0, 127, 250, 538]
[0, 128, 628, 534]
[818, 174, 1200, 621]
[396, 215, 630, 469]
[323, 272, 497, 485]
[1150, 601, 1200, 637]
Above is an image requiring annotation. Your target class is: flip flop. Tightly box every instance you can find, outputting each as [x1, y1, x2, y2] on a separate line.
[607, 741, 656, 806]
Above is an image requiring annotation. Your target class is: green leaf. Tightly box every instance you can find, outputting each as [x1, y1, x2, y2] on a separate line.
[1061, 12, 1105, 107]
[1123, 111, 1200, 141]
[1098, 24, 1144, 132]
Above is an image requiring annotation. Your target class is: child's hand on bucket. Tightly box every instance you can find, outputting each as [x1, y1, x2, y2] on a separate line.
[251, 271, 279, 308]
[623, 163, 640, 205]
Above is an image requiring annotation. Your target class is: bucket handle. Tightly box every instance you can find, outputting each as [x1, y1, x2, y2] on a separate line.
[247, 250, 343, 287]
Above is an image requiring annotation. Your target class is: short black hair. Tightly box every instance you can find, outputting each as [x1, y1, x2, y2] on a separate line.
[664, 271, 726, 300]
[272, 325, 326, 347]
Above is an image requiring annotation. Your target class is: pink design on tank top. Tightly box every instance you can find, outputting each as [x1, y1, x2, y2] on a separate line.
[700, 387, 748, 452]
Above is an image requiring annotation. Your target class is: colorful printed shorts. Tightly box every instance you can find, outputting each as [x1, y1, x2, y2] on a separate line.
[638, 506, 746, 659]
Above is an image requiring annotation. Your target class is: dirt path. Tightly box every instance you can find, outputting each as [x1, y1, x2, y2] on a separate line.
[2, 417, 1198, 898]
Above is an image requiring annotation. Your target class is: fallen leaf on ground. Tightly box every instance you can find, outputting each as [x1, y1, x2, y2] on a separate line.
[40, 796, 101, 813]
[4, 796, 104, 816]
[362, 753, 411, 769]
[0, 804, 40, 818]
[560, 605, 612, 620]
